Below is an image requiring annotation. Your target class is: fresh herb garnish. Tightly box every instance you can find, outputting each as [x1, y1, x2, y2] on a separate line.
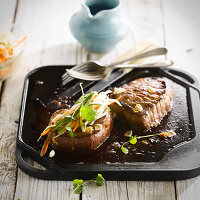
[121, 145, 129, 154]
[68, 174, 105, 200]
[73, 179, 83, 194]
[129, 135, 137, 145]
[95, 174, 105, 186]
[121, 131, 176, 154]
[80, 106, 96, 122]
[121, 135, 137, 154]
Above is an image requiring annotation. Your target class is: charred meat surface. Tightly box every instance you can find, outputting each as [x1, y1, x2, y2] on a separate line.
[111, 78, 173, 131]
[50, 109, 113, 151]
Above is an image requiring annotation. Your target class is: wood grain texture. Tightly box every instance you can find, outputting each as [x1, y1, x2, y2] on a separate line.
[83, 181, 128, 200]
[163, 0, 200, 78]
[15, 159, 78, 200]
[0, 1, 18, 200]
[127, 181, 175, 200]
[162, 0, 200, 199]
[13, 0, 83, 199]
[176, 177, 200, 200]
[0, 0, 17, 31]
[0, 0, 200, 199]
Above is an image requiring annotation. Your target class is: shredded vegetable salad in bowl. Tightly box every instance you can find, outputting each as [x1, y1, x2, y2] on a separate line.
[38, 85, 121, 156]
[0, 32, 27, 80]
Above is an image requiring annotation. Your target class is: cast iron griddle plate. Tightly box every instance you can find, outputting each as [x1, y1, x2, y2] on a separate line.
[16, 65, 200, 180]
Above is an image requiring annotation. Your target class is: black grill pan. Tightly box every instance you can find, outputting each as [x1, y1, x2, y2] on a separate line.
[16, 66, 200, 180]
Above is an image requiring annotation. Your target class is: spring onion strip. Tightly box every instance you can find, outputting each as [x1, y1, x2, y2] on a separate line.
[80, 83, 84, 95]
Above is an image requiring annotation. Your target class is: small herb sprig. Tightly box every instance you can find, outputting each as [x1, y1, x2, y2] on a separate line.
[121, 135, 138, 154]
[68, 174, 105, 200]
[121, 130, 176, 154]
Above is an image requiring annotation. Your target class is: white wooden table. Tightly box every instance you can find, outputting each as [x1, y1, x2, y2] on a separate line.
[0, 0, 200, 199]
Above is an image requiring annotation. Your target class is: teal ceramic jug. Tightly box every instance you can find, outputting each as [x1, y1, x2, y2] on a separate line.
[69, 0, 130, 53]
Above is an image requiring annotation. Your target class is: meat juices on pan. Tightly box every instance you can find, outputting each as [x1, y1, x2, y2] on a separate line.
[111, 78, 173, 131]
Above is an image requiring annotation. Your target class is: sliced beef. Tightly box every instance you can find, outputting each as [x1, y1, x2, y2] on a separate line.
[49, 109, 113, 151]
[111, 78, 173, 131]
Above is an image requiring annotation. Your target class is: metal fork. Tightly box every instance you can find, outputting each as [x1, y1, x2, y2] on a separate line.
[62, 47, 168, 85]
[66, 60, 174, 81]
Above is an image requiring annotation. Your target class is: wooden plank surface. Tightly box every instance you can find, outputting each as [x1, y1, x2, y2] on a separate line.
[12, 0, 82, 200]
[163, 0, 200, 78]
[0, 0, 17, 31]
[0, 0, 18, 120]
[0, 0, 18, 104]
[0, 0, 200, 200]
[163, 0, 200, 199]
[0, 0, 18, 200]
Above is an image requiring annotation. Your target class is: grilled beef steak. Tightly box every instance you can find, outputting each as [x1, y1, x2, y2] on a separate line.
[50, 109, 113, 151]
[111, 78, 173, 131]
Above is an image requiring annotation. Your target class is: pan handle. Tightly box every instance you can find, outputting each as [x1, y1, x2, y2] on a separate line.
[15, 146, 61, 180]
[166, 69, 199, 87]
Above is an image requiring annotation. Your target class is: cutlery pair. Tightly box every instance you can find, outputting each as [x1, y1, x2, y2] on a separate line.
[62, 48, 173, 83]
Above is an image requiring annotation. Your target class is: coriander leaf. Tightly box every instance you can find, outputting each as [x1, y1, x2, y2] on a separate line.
[80, 106, 96, 122]
[129, 135, 137, 145]
[73, 179, 83, 194]
[96, 174, 105, 186]
[121, 145, 128, 154]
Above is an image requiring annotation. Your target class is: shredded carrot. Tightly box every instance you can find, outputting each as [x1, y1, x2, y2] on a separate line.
[11, 36, 27, 49]
[0, 36, 27, 64]
[41, 127, 52, 136]
[71, 120, 77, 127]
[73, 120, 79, 132]
[108, 96, 121, 106]
[116, 96, 121, 101]
[40, 134, 53, 156]
[93, 94, 99, 101]
[94, 106, 99, 110]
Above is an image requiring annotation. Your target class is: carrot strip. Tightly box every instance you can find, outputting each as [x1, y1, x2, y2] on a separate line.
[116, 96, 121, 101]
[92, 94, 99, 101]
[41, 127, 52, 136]
[0, 36, 27, 64]
[70, 120, 77, 127]
[73, 119, 79, 132]
[94, 106, 99, 110]
[40, 134, 53, 156]
[11, 36, 27, 49]
[108, 96, 121, 106]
